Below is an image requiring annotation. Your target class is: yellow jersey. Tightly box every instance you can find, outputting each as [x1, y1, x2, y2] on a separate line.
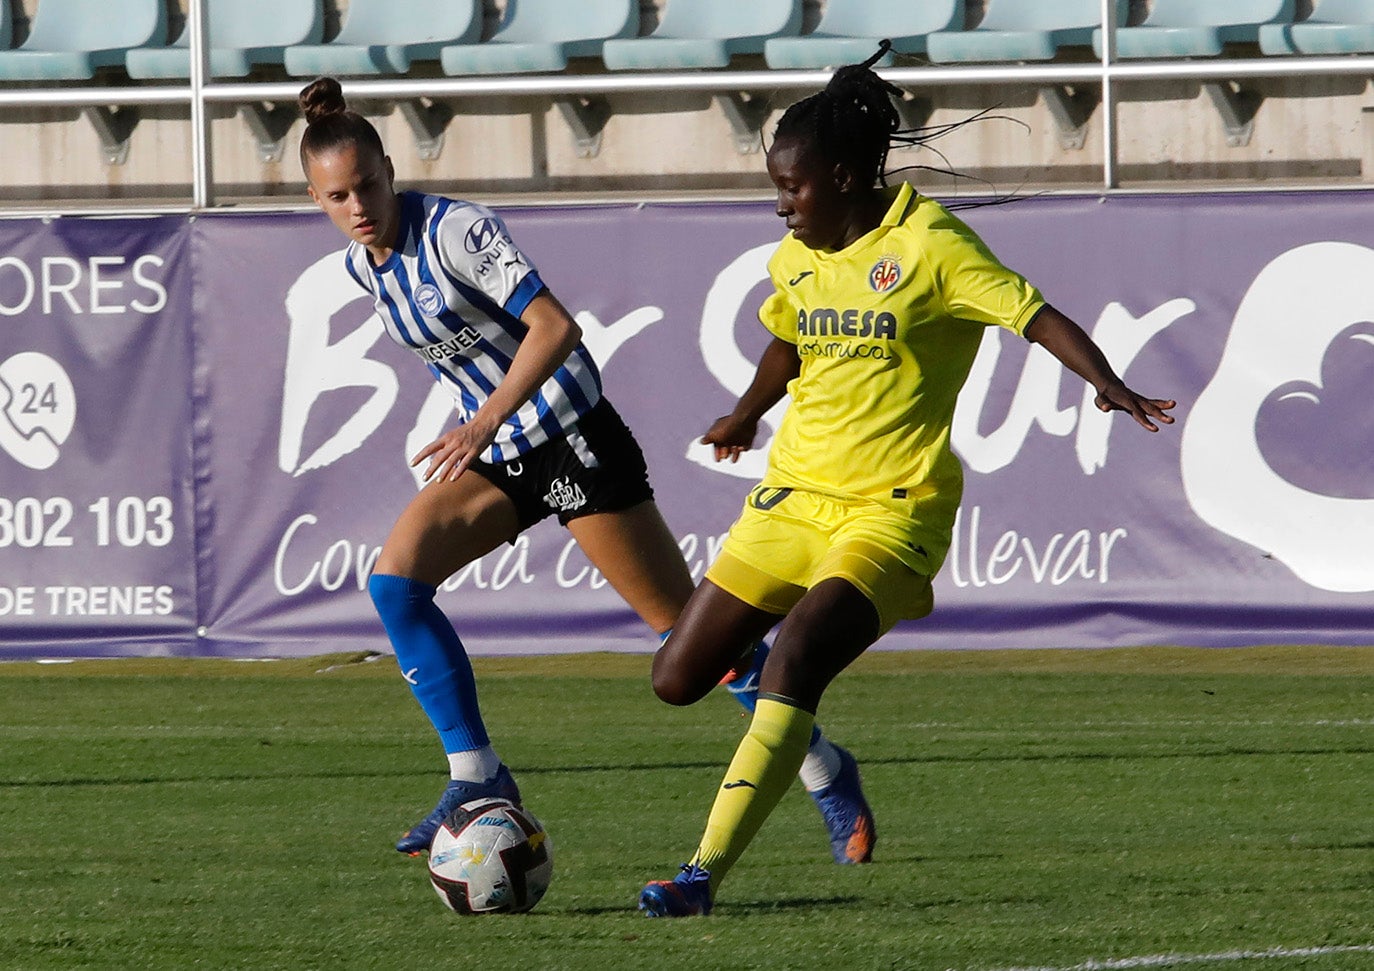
[757, 182, 1045, 573]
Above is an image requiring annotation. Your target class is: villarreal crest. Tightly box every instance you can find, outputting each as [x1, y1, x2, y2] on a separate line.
[869, 256, 902, 292]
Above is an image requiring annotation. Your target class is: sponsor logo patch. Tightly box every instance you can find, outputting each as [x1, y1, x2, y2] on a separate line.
[464, 217, 501, 254]
[414, 326, 482, 363]
[543, 476, 587, 513]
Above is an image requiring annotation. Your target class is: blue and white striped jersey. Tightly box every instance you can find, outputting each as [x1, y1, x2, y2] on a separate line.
[344, 190, 602, 462]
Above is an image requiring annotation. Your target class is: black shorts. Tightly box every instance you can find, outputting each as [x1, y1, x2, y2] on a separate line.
[468, 397, 654, 529]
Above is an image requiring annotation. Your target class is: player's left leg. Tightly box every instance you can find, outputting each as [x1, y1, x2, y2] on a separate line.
[645, 499, 878, 861]
[716, 638, 869, 863]
[690, 578, 880, 869]
[570, 504, 861, 848]
[640, 577, 880, 917]
[564, 501, 694, 634]
[642, 527, 935, 914]
[560, 455, 862, 851]
[371, 473, 526, 855]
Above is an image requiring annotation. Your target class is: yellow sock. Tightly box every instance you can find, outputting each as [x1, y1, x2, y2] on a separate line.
[691, 697, 815, 892]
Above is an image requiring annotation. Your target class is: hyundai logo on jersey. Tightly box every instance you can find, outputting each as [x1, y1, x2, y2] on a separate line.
[464, 217, 501, 254]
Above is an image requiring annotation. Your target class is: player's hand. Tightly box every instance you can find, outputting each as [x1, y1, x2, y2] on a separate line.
[411, 418, 499, 482]
[1094, 381, 1177, 433]
[701, 414, 758, 463]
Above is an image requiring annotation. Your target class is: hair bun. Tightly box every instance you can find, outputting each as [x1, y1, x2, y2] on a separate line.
[824, 39, 892, 94]
[299, 77, 348, 125]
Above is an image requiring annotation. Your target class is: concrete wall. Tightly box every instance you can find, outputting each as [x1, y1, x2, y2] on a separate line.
[0, 0, 1369, 208]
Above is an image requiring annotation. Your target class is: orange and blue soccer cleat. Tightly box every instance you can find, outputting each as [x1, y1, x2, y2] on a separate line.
[638, 863, 714, 917]
[719, 641, 766, 693]
[395, 764, 523, 856]
[810, 745, 876, 864]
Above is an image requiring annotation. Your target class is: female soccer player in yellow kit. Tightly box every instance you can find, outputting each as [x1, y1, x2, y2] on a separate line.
[639, 49, 1176, 917]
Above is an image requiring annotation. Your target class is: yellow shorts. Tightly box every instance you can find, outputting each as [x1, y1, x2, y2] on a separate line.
[705, 487, 936, 636]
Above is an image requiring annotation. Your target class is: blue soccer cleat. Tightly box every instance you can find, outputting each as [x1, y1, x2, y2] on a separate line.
[810, 745, 876, 864]
[395, 764, 523, 856]
[638, 863, 714, 917]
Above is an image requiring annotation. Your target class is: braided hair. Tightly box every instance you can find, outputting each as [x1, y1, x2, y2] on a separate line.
[772, 43, 1022, 206]
[772, 42, 902, 190]
[298, 77, 386, 172]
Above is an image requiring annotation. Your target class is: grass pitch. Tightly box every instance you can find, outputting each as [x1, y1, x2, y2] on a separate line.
[2, 647, 1373, 971]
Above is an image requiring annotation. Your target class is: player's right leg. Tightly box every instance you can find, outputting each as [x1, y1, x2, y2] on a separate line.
[369, 472, 525, 855]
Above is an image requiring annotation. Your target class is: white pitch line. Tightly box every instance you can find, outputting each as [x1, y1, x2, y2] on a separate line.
[966, 943, 1374, 971]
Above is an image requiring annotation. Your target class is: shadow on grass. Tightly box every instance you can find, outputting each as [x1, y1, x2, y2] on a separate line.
[558, 894, 865, 917]
[858, 744, 1374, 766]
[719, 894, 866, 914]
[1296, 839, 1374, 851]
[5, 743, 1374, 789]
[0, 762, 720, 789]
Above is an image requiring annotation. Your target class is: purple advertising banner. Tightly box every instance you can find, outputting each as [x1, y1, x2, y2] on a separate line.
[0, 217, 197, 656]
[2, 191, 1373, 657]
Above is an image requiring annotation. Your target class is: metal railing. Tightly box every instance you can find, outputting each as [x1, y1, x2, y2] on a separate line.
[4, 0, 1374, 210]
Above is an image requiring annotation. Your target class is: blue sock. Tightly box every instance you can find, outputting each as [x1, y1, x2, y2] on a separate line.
[369, 573, 489, 754]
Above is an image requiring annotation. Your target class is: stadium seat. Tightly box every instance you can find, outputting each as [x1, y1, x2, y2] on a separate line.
[601, 0, 802, 70]
[283, 0, 480, 76]
[125, 0, 324, 79]
[1259, 0, 1374, 54]
[764, 0, 964, 70]
[927, 0, 1127, 63]
[0, 0, 166, 80]
[440, 0, 637, 76]
[1099, 1, 1296, 59]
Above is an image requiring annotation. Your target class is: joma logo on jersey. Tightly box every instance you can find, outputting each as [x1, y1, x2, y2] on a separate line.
[796, 307, 897, 340]
[543, 476, 587, 512]
[869, 257, 902, 292]
[415, 326, 482, 363]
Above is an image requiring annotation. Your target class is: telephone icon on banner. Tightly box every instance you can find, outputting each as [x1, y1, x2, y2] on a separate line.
[0, 352, 77, 471]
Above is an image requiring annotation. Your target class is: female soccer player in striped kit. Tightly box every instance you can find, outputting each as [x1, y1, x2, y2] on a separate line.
[297, 77, 874, 859]
[638, 48, 1176, 916]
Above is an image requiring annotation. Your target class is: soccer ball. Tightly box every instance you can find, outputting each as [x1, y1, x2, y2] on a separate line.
[427, 797, 553, 914]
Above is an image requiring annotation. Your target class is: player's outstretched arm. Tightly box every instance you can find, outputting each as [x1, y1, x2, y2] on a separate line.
[1023, 305, 1176, 433]
[702, 337, 801, 463]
